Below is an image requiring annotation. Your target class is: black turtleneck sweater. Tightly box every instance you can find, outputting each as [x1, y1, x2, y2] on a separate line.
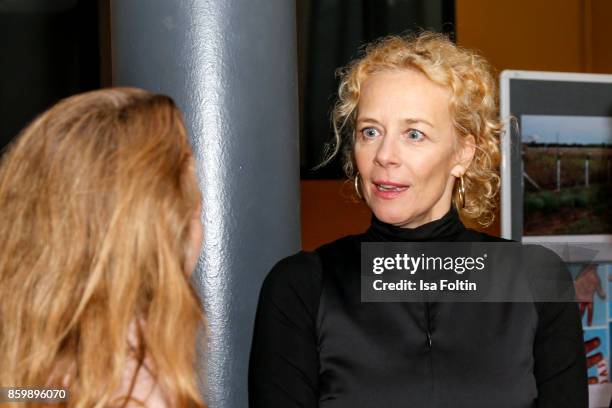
[248, 206, 588, 408]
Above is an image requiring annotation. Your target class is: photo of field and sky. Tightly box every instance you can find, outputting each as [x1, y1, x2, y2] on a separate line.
[521, 115, 612, 235]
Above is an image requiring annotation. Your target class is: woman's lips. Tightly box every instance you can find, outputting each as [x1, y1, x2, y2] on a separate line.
[372, 181, 410, 199]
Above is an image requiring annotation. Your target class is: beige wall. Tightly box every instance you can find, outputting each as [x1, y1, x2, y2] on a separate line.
[456, 0, 586, 73]
[591, 0, 612, 73]
[456, 0, 612, 74]
[301, 0, 612, 250]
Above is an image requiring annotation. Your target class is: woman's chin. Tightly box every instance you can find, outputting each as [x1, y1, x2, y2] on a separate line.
[371, 207, 413, 227]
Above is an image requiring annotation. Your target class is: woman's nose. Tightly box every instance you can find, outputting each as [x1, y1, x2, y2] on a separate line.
[374, 134, 400, 168]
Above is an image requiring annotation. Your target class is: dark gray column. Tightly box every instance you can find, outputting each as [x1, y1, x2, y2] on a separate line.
[110, 1, 300, 407]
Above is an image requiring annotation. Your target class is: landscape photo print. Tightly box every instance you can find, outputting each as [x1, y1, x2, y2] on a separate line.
[521, 115, 612, 236]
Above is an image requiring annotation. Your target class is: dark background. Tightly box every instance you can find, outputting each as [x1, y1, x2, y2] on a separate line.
[0, 0, 110, 153]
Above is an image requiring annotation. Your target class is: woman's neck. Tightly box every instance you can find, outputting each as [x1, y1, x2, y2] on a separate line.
[366, 205, 466, 242]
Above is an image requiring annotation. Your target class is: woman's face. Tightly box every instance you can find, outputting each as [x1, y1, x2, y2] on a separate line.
[184, 161, 203, 276]
[185, 204, 203, 276]
[354, 69, 474, 228]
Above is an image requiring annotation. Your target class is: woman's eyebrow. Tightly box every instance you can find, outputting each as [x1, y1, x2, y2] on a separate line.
[355, 117, 383, 125]
[356, 117, 434, 129]
[403, 117, 434, 128]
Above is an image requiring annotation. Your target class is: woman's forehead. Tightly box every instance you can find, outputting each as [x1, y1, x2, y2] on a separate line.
[357, 70, 452, 125]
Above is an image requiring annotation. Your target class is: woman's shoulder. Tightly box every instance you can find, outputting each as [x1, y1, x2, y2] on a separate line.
[260, 234, 360, 299]
[255, 250, 328, 330]
[259, 250, 323, 301]
[114, 354, 170, 407]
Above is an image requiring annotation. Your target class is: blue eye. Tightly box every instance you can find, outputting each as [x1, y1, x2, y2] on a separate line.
[360, 127, 380, 139]
[407, 129, 425, 141]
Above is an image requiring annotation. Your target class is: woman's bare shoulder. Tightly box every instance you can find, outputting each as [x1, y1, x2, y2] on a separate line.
[114, 355, 171, 407]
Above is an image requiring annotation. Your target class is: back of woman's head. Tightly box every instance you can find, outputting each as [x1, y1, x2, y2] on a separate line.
[0, 88, 205, 407]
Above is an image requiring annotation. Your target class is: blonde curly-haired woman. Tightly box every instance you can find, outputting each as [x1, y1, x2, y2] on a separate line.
[0, 88, 206, 407]
[249, 32, 587, 408]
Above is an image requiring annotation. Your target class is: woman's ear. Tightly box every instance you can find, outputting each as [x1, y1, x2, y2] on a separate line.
[451, 134, 476, 177]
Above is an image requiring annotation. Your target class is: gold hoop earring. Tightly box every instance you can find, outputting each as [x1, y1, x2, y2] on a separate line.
[354, 173, 363, 200]
[458, 175, 465, 209]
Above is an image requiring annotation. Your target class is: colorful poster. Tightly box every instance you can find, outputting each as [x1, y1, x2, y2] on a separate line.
[570, 262, 612, 407]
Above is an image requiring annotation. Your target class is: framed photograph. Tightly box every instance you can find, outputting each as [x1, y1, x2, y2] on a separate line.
[499, 71, 612, 252]
[501, 70, 612, 407]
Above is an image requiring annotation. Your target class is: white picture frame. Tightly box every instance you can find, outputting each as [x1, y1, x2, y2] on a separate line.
[499, 70, 612, 260]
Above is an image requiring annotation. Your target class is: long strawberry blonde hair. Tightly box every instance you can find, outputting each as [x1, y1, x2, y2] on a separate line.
[0, 88, 206, 407]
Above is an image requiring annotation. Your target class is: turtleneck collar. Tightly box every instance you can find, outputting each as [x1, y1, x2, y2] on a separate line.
[365, 205, 466, 242]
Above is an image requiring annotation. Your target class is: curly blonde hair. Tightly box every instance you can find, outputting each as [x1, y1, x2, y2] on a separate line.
[324, 31, 502, 227]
